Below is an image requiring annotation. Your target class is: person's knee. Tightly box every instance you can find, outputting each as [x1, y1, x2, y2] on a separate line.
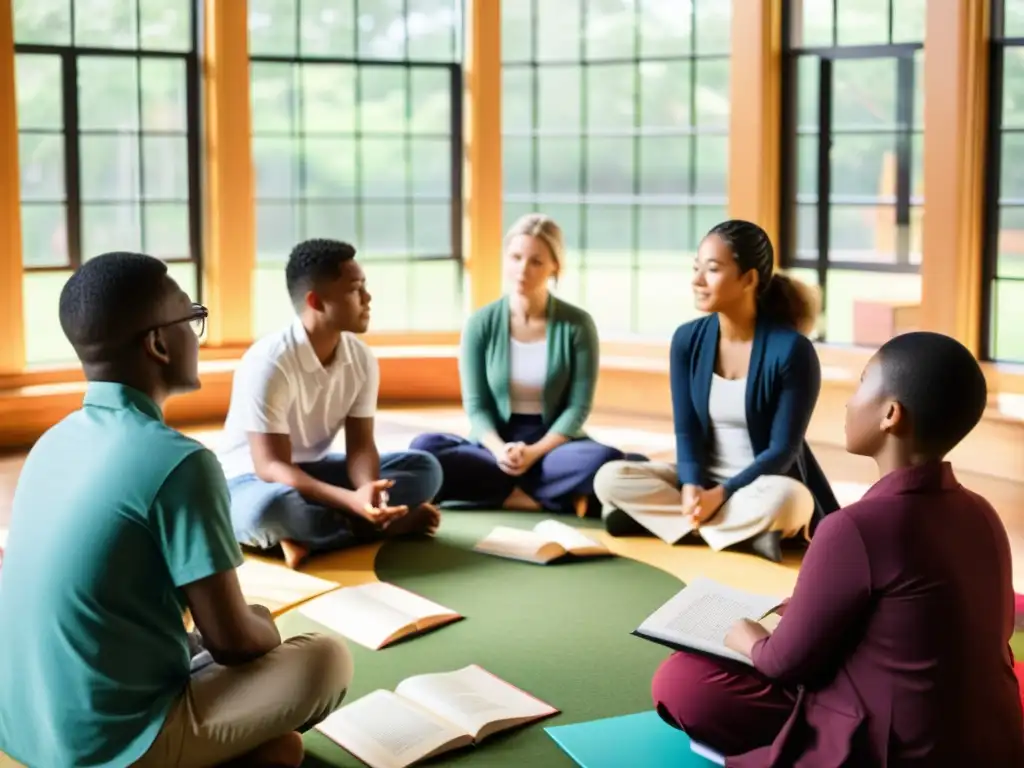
[593, 460, 629, 507]
[294, 633, 354, 709]
[230, 482, 299, 548]
[650, 652, 721, 734]
[409, 432, 447, 455]
[403, 449, 444, 501]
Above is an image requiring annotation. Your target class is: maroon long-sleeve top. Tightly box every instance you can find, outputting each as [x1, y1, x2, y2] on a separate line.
[734, 461, 1024, 766]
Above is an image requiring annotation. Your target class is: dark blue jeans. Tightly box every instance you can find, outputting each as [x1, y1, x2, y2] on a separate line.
[227, 450, 443, 553]
[409, 415, 646, 514]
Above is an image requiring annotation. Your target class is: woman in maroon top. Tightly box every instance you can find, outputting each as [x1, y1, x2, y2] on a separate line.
[652, 332, 1024, 766]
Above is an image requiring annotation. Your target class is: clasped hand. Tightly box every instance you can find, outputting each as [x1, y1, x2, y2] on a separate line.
[680, 484, 725, 526]
[350, 478, 408, 528]
[496, 441, 538, 476]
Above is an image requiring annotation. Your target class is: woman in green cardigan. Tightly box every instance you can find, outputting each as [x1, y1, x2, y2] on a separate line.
[410, 213, 642, 515]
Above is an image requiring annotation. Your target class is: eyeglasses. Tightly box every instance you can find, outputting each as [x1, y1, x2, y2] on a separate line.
[141, 303, 209, 340]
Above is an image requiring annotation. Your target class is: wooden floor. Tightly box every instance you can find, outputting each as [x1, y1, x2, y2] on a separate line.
[2, 404, 1024, 593]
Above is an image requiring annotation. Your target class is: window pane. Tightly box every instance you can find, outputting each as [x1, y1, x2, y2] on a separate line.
[359, 66, 407, 134]
[410, 138, 450, 196]
[19, 134, 65, 202]
[583, 266, 634, 335]
[1003, 49, 1024, 130]
[992, 279, 1024, 362]
[640, 61, 691, 128]
[251, 63, 298, 134]
[16, 55, 63, 131]
[637, 266, 699, 335]
[694, 205, 728, 239]
[503, 136, 534, 195]
[637, 205, 690, 254]
[536, 137, 581, 195]
[830, 133, 897, 199]
[256, 202, 299, 262]
[82, 203, 143, 256]
[585, 0, 636, 60]
[21, 203, 68, 267]
[407, 0, 459, 61]
[360, 137, 407, 196]
[503, 201, 536, 234]
[997, 206, 1024, 278]
[694, 59, 730, 128]
[1004, 135, 1024, 202]
[143, 203, 189, 259]
[78, 57, 140, 131]
[80, 135, 141, 202]
[410, 68, 451, 134]
[640, 135, 690, 195]
[75, 0, 137, 48]
[829, 204, 896, 263]
[406, 259, 461, 330]
[253, 137, 298, 198]
[411, 201, 451, 256]
[584, 203, 633, 255]
[503, 68, 534, 133]
[362, 202, 409, 256]
[586, 137, 633, 195]
[694, 135, 728, 196]
[139, 0, 192, 51]
[300, 0, 355, 57]
[639, 0, 693, 57]
[142, 136, 189, 200]
[536, 1, 581, 62]
[791, 0, 833, 47]
[1008, 0, 1024, 38]
[796, 56, 819, 130]
[301, 64, 356, 135]
[141, 58, 187, 132]
[303, 138, 357, 197]
[795, 203, 818, 257]
[537, 67, 582, 131]
[694, 0, 731, 55]
[357, 0, 406, 59]
[13, 0, 72, 44]
[587, 64, 636, 130]
[891, 0, 925, 44]
[822, 268, 920, 344]
[248, 0, 298, 56]
[797, 134, 817, 198]
[832, 58, 898, 130]
[304, 202, 358, 242]
[835, 0, 889, 46]
[501, 0, 533, 62]
[544, 203, 583, 251]
[911, 131, 923, 201]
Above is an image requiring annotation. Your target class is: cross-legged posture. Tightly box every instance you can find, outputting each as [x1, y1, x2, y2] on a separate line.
[652, 332, 1024, 766]
[410, 214, 642, 517]
[593, 220, 838, 561]
[218, 239, 443, 569]
[0, 253, 352, 768]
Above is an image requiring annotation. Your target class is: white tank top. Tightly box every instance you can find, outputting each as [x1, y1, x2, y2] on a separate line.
[509, 338, 547, 415]
[705, 374, 756, 485]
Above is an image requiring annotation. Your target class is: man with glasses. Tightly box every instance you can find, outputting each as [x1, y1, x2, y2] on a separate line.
[0, 252, 352, 768]
[217, 238, 444, 569]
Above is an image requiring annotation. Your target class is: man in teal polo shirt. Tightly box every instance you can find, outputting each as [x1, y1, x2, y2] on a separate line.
[0, 253, 353, 767]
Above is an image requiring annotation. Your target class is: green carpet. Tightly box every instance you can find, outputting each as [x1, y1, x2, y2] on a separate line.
[276, 511, 685, 767]
[1012, 630, 1024, 660]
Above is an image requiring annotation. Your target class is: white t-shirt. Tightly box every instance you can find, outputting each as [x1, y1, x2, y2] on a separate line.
[508, 338, 547, 415]
[217, 318, 380, 480]
[705, 374, 756, 486]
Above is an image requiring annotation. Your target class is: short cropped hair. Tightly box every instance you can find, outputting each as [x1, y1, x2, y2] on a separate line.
[285, 239, 357, 307]
[875, 331, 987, 455]
[58, 252, 169, 362]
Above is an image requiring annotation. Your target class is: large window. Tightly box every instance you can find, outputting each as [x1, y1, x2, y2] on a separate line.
[13, 0, 201, 365]
[248, 0, 464, 338]
[501, 0, 731, 338]
[780, 0, 925, 345]
[985, 0, 1024, 362]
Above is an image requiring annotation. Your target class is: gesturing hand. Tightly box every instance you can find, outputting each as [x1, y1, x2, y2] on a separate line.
[350, 478, 408, 527]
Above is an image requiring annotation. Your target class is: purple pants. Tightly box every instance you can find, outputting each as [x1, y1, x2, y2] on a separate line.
[409, 414, 645, 514]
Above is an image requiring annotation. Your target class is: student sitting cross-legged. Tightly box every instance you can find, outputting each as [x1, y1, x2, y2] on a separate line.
[0, 253, 352, 768]
[652, 332, 1024, 766]
[218, 238, 444, 570]
[411, 213, 643, 516]
[593, 220, 839, 561]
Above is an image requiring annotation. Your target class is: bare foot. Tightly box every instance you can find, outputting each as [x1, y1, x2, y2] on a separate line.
[224, 731, 304, 767]
[502, 487, 542, 511]
[573, 494, 589, 518]
[383, 503, 441, 538]
[280, 539, 310, 570]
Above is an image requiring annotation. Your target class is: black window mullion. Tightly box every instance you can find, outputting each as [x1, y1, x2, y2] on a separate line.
[982, 2, 1009, 359]
[816, 56, 832, 314]
[186, 48, 203, 300]
[63, 52, 82, 268]
[449, 62, 464, 273]
[894, 54, 914, 265]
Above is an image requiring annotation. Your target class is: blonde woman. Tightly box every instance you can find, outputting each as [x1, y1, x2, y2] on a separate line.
[410, 213, 642, 515]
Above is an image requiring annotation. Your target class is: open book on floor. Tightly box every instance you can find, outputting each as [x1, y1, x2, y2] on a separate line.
[316, 664, 559, 768]
[473, 519, 611, 564]
[633, 577, 785, 665]
[297, 582, 462, 650]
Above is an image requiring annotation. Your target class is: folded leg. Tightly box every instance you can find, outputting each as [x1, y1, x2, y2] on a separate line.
[409, 432, 516, 507]
[522, 439, 633, 514]
[593, 460, 687, 537]
[697, 475, 815, 552]
[651, 650, 795, 757]
[136, 633, 353, 768]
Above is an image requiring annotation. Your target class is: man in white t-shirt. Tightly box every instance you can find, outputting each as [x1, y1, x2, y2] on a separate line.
[218, 239, 443, 569]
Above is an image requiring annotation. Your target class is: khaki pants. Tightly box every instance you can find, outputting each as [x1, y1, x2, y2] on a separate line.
[593, 461, 814, 550]
[135, 633, 353, 767]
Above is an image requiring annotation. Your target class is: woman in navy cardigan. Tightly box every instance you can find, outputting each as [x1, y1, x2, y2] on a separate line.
[593, 220, 839, 561]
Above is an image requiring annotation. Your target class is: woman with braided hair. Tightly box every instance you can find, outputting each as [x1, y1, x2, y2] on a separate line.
[593, 219, 839, 561]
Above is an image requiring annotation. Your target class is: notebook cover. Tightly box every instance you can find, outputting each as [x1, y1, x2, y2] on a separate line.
[544, 711, 724, 767]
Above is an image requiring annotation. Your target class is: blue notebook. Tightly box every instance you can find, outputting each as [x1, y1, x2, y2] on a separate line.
[545, 711, 725, 767]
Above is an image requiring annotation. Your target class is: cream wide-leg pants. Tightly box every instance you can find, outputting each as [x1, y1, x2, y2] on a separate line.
[593, 460, 814, 550]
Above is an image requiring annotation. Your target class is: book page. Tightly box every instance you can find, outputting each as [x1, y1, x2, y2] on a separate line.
[618, 509, 695, 544]
[636, 578, 783, 664]
[352, 582, 461, 627]
[473, 526, 563, 563]
[395, 664, 558, 741]
[532, 519, 609, 555]
[316, 689, 468, 768]
[298, 587, 415, 650]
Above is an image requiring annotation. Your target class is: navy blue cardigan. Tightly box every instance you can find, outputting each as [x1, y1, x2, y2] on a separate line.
[670, 314, 839, 533]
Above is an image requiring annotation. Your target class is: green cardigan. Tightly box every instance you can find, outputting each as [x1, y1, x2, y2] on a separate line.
[459, 295, 599, 441]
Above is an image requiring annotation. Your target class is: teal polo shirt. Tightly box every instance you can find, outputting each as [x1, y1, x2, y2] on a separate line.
[0, 383, 244, 767]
